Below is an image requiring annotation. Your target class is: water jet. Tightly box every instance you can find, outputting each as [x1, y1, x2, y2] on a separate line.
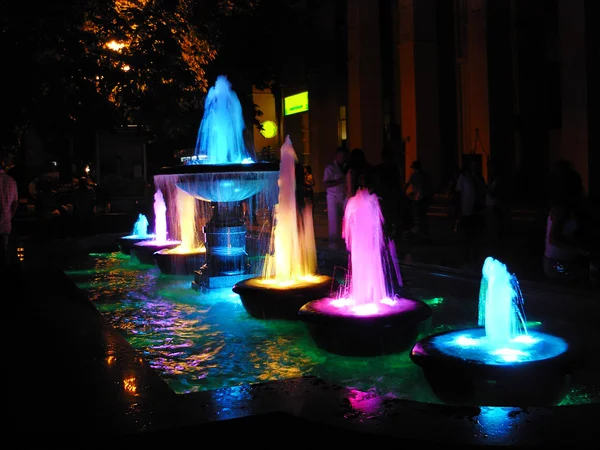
[410, 256, 576, 406]
[153, 75, 278, 285]
[298, 188, 431, 356]
[233, 136, 332, 320]
[131, 189, 180, 265]
[117, 213, 156, 255]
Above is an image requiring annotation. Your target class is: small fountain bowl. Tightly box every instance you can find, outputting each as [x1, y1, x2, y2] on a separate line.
[298, 296, 432, 356]
[154, 246, 207, 275]
[117, 234, 156, 255]
[233, 275, 334, 320]
[410, 327, 578, 406]
[131, 240, 181, 265]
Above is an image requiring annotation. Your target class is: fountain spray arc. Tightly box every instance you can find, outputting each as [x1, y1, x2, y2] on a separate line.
[154, 75, 279, 287]
[233, 136, 332, 320]
[411, 256, 576, 406]
[298, 188, 431, 355]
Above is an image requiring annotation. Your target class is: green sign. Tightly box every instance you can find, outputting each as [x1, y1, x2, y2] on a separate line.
[284, 91, 309, 116]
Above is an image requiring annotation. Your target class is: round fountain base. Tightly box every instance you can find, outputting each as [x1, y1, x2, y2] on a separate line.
[298, 297, 432, 356]
[117, 235, 156, 255]
[131, 240, 181, 265]
[154, 248, 207, 275]
[410, 328, 577, 406]
[233, 276, 334, 320]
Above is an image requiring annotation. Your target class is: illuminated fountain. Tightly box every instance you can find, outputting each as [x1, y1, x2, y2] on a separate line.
[154, 75, 278, 288]
[131, 189, 180, 265]
[117, 213, 155, 255]
[298, 188, 432, 356]
[232, 136, 333, 320]
[154, 188, 207, 275]
[410, 256, 577, 405]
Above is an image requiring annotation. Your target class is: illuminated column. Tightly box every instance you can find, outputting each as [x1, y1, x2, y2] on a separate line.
[347, 0, 383, 163]
[396, 0, 442, 186]
[456, 0, 491, 180]
[558, 0, 588, 193]
[308, 0, 342, 193]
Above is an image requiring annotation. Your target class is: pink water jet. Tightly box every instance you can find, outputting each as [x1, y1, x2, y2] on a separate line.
[131, 188, 180, 265]
[298, 188, 431, 355]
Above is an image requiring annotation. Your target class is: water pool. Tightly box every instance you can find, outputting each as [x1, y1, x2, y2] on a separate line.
[65, 252, 598, 406]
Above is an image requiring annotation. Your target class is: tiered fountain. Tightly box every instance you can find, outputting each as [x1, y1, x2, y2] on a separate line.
[131, 189, 180, 265]
[298, 188, 432, 356]
[410, 256, 577, 405]
[154, 75, 278, 288]
[232, 136, 333, 320]
[117, 213, 155, 255]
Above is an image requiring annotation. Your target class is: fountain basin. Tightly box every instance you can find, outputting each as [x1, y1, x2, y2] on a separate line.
[233, 275, 334, 320]
[157, 163, 279, 203]
[298, 297, 432, 356]
[154, 247, 207, 275]
[131, 240, 181, 265]
[410, 327, 577, 406]
[117, 235, 156, 255]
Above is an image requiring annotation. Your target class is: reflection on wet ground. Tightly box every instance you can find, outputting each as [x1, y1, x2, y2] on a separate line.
[65, 252, 599, 406]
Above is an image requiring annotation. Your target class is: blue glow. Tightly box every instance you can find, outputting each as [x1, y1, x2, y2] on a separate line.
[193, 75, 255, 164]
[430, 328, 568, 365]
[478, 257, 527, 347]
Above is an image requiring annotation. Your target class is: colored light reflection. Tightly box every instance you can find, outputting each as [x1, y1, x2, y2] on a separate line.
[431, 328, 568, 365]
[311, 296, 419, 317]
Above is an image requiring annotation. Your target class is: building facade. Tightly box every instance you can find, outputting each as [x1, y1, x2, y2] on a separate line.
[275, 0, 596, 201]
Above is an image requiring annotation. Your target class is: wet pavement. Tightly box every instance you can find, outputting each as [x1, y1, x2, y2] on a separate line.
[4, 199, 599, 444]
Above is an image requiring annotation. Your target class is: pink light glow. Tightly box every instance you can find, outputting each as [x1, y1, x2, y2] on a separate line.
[330, 188, 403, 315]
[154, 188, 169, 243]
[312, 296, 419, 317]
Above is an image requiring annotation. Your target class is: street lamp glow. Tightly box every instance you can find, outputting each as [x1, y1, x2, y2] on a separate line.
[106, 40, 126, 52]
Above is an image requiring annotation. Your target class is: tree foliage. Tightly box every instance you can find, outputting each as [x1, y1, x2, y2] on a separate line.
[1, 0, 309, 152]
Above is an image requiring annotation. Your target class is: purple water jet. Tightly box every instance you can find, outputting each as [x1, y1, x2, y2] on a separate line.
[131, 188, 180, 265]
[298, 188, 431, 356]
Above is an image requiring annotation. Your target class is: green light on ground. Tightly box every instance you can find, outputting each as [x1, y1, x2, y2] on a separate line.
[422, 297, 444, 306]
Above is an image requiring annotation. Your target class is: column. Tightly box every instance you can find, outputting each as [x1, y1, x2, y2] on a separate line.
[456, 0, 491, 180]
[558, 0, 589, 193]
[396, 0, 442, 186]
[347, 0, 383, 164]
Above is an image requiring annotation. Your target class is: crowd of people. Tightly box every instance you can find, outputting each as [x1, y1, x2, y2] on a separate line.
[1, 149, 597, 286]
[321, 146, 598, 287]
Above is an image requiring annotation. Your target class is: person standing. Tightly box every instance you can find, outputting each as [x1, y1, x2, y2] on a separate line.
[0, 159, 19, 266]
[404, 160, 433, 237]
[454, 160, 487, 267]
[323, 146, 348, 248]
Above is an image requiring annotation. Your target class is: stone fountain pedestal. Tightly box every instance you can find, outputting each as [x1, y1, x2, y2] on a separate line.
[192, 203, 256, 291]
